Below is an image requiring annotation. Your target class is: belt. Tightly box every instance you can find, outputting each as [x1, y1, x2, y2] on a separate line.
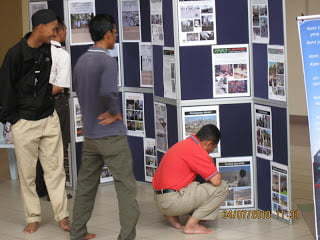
[155, 189, 177, 194]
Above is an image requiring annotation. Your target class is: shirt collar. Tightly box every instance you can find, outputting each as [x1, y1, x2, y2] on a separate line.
[50, 40, 61, 47]
[189, 135, 200, 144]
[88, 46, 109, 53]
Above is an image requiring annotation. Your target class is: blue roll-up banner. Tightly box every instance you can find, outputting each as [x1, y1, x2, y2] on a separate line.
[298, 15, 320, 240]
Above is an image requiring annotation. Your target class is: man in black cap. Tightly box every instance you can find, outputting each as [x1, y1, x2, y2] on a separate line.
[0, 9, 70, 233]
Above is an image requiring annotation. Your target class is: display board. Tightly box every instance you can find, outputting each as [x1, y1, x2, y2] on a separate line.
[34, 0, 291, 223]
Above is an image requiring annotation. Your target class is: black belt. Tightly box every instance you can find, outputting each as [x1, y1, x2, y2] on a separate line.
[155, 189, 177, 194]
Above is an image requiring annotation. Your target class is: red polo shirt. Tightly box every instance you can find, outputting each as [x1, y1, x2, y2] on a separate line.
[152, 135, 218, 190]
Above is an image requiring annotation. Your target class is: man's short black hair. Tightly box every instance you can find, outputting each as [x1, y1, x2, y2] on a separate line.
[196, 124, 220, 144]
[56, 16, 66, 30]
[89, 14, 115, 42]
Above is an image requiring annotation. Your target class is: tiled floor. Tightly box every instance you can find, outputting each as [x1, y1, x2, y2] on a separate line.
[0, 180, 315, 240]
[0, 117, 316, 240]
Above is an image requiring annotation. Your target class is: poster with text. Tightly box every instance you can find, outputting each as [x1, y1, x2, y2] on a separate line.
[154, 102, 168, 152]
[251, 0, 269, 43]
[268, 45, 286, 101]
[68, 0, 95, 45]
[298, 16, 320, 238]
[255, 105, 273, 160]
[100, 165, 113, 183]
[121, 0, 141, 41]
[29, 1, 48, 30]
[271, 162, 289, 220]
[144, 138, 157, 182]
[107, 43, 122, 87]
[140, 43, 154, 87]
[181, 105, 220, 157]
[163, 48, 176, 99]
[73, 97, 84, 142]
[124, 92, 145, 137]
[217, 156, 254, 209]
[150, 0, 164, 45]
[178, 0, 217, 46]
[212, 44, 250, 98]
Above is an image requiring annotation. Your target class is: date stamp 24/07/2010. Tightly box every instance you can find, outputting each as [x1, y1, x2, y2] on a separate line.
[223, 210, 299, 220]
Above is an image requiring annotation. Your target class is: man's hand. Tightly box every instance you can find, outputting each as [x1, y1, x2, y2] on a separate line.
[97, 112, 122, 125]
[209, 172, 222, 186]
[52, 86, 64, 95]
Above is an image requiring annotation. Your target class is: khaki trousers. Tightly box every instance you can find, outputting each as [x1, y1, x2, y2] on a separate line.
[70, 135, 139, 240]
[154, 181, 228, 220]
[11, 111, 69, 223]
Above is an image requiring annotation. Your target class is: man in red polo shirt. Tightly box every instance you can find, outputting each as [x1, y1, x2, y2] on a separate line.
[152, 124, 228, 234]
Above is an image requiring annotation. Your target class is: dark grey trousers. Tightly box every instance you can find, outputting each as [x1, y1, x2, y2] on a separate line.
[70, 135, 140, 240]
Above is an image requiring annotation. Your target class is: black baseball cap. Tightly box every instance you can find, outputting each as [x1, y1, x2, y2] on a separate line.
[32, 9, 57, 28]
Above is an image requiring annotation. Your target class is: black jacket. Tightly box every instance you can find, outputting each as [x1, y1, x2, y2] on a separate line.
[0, 33, 54, 124]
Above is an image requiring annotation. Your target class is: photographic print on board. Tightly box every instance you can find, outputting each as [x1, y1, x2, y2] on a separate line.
[255, 105, 273, 160]
[73, 97, 84, 142]
[181, 105, 220, 157]
[212, 44, 250, 98]
[217, 156, 254, 209]
[100, 165, 113, 183]
[163, 48, 177, 99]
[106, 43, 122, 87]
[251, 0, 269, 43]
[121, 0, 141, 41]
[144, 138, 157, 182]
[268, 45, 286, 101]
[68, 0, 95, 45]
[150, 0, 164, 45]
[154, 102, 168, 152]
[178, 0, 217, 46]
[140, 43, 154, 87]
[124, 92, 145, 137]
[271, 162, 290, 220]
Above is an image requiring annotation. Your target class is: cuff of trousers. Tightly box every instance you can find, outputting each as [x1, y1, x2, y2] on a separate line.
[55, 213, 69, 223]
[26, 216, 41, 224]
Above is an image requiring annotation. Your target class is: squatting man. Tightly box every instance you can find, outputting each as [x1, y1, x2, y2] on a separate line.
[152, 124, 228, 234]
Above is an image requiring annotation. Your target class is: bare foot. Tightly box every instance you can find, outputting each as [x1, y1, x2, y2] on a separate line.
[165, 216, 183, 229]
[83, 233, 96, 240]
[183, 216, 212, 234]
[23, 222, 40, 233]
[183, 223, 212, 234]
[58, 217, 71, 232]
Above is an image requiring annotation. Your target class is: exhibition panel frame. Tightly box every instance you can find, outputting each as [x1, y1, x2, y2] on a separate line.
[7, 0, 292, 224]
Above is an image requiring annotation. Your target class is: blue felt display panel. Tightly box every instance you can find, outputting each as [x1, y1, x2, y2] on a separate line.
[215, 0, 249, 44]
[220, 103, 253, 157]
[153, 46, 164, 97]
[163, 0, 174, 47]
[128, 136, 145, 181]
[257, 158, 271, 210]
[271, 106, 288, 165]
[167, 104, 178, 148]
[144, 93, 155, 138]
[70, 45, 91, 69]
[253, 44, 268, 99]
[75, 142, 83, 173]
[180, 46, 213, 100]
[48, 0, 64, 20]
[268, 0, 284, 45]
[95, 0, 119, 41]
[123, 43, 140, 87]
[140, 0, 151, 42]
